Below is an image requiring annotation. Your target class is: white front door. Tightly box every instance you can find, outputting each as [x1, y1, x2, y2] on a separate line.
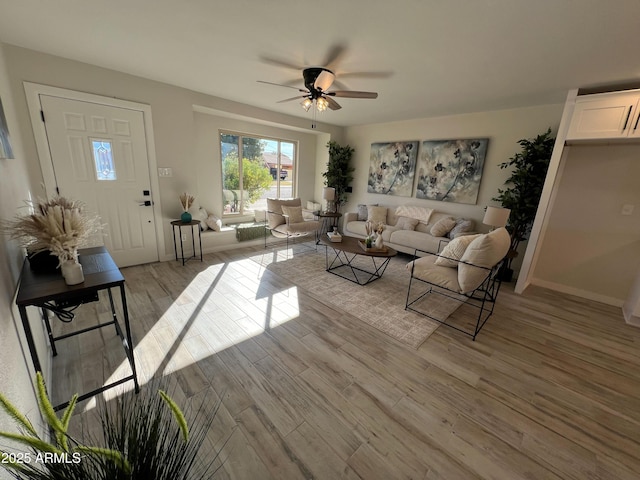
[39, 95, 159, 267]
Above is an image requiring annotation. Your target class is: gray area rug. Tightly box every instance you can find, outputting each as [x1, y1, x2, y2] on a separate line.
[250, 246, 462, 349]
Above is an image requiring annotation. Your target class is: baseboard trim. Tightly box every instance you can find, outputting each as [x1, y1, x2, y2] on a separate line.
[530, 278, 624, 308]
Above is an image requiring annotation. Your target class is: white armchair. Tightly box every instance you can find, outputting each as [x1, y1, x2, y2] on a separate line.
[265, 198, 320, 249]
[405, 227, 510, 340]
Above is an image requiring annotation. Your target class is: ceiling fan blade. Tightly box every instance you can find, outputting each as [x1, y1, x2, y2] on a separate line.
[257, 80, 306, 92]
[339, 71, 393, 79]
[328, 90, 378, 99]
[323, 43, 348, 71]
[276, 95, 307, 104]
[325, 96, 342, 111]
[258, 55, 303, 71]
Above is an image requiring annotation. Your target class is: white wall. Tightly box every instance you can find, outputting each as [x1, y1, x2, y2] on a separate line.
[0, 44, 49, 476]
[532, 144, 640, 305]
[2, 44, 344, 257]
[344, 104, 564, 272]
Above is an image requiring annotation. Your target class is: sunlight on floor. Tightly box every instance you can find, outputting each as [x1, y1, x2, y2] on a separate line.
[88, 249, 301, 411]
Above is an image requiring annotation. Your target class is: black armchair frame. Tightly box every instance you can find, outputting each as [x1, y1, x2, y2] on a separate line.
[405, 248, 505, 340]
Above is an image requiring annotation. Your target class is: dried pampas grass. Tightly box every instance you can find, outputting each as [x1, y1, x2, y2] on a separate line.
[2, 196, 102, 263]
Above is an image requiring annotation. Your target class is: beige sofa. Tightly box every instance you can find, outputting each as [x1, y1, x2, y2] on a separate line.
[343, 205, 475, 255]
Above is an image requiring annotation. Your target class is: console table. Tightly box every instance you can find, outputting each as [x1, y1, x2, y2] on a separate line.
[16, 246, 139, 411]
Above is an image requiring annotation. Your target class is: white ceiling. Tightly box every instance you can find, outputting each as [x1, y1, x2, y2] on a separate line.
[1, 0, 640, 127]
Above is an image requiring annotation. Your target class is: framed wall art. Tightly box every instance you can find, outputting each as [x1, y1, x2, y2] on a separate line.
[367, 141, 418, 197]
[0, 97, 14, 159]
[415, 138, 488, 204]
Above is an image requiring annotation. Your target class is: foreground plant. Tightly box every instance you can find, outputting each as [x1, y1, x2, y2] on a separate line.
[0, 373, 223, 479]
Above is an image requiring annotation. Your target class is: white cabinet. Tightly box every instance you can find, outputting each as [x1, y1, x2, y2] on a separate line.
[566, 90, 640, 140]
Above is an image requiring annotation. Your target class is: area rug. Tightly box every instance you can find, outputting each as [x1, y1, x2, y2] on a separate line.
[250, 247, 463, 349]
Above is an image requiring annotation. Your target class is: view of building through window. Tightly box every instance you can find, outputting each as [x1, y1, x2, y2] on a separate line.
[220, 133, 295, 216]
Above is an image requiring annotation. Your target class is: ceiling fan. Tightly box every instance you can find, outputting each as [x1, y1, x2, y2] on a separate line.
[258, 66, 378, 112]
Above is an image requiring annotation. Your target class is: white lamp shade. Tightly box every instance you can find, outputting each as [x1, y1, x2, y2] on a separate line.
[483, 206, 510, 228]
[323, 187, 336, 201]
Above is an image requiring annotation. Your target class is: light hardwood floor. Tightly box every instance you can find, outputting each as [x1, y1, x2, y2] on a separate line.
[51, 244, 640, 479]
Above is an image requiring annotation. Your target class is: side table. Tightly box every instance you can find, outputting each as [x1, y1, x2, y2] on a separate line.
[171, 220, 203, 265]
[315, 211, 342, 244]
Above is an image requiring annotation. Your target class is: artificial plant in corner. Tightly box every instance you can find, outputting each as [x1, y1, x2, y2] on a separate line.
[323, 141, 355, 211]
[493, 128, 555, 274]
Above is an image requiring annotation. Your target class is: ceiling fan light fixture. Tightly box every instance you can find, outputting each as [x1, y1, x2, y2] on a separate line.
[301, 98, 313, 111]
[316, 97, 329, 112]
[314, 69, 335, 91]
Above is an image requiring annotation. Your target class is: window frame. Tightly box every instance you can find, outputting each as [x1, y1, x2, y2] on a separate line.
[219, 130, 297, 218]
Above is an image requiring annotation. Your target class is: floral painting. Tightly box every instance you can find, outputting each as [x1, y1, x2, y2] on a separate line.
[415, 138, 488, 204]
[367, 141, 418, 196]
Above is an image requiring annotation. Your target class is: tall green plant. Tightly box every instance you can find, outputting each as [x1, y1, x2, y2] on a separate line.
[323, 141, 355, 210]
[493, 128, 555, 257]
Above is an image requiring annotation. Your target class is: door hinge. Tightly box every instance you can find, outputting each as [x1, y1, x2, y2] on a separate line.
[40, 110, 45, 122]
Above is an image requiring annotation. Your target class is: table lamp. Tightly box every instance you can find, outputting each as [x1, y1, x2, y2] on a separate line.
[483, 206, 510, 231]
[323, 187, 336, 213]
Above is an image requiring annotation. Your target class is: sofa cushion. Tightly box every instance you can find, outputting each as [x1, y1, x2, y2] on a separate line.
[395, 205, 433, 225]
[407, 256, 461, 292]
[448, 218, 475, 239]
[273, 220, 319, 236]
[389, 229, 442, 254]
[267, 198, 301, 229]
[281, 205, 304, 224]
[395, 216, 419, 231]
[430, 216, 457, 237]
[357, 203, 377, 221]
[458, 227, 510, 293]
[367, 205, 388, 225]
[435, 233, 481, 268]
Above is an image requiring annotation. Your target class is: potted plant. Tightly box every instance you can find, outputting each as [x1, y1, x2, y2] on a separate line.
[0, 373, 223, 479]
[493, 128, 555, 280]
[2, 196, 102, 284]
[322, 141, 354, 212]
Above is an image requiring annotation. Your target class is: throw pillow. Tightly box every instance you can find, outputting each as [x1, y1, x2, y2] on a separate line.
[267, 198, 301, 228]
[306, 201, 321, 212]
[395, 216, 419, 231]
[281, 205, 304, 224]
[254, 209, 267, 223]
[435, 234, 481, 268]
[205, 214, 222, 231]
[458, 227, 510, 293]
[367, 205, 387, 225]
[395, 205, 434, 225]
[430, 216, 457, 237]
[357, 203, 377, 221]
[193, 207, 209, 231]
[448, 218, 475, 239]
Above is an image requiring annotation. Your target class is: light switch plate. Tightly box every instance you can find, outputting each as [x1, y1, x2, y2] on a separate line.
[158, 167, 173, 177]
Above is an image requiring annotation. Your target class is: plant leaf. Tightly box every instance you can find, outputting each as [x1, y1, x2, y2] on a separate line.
[76, 445, 132, 475]
[159, 390, 189, 442]
[0, 431, 62, 454]
[35, 372, 65, 436]
[0, 393, 38, 437]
